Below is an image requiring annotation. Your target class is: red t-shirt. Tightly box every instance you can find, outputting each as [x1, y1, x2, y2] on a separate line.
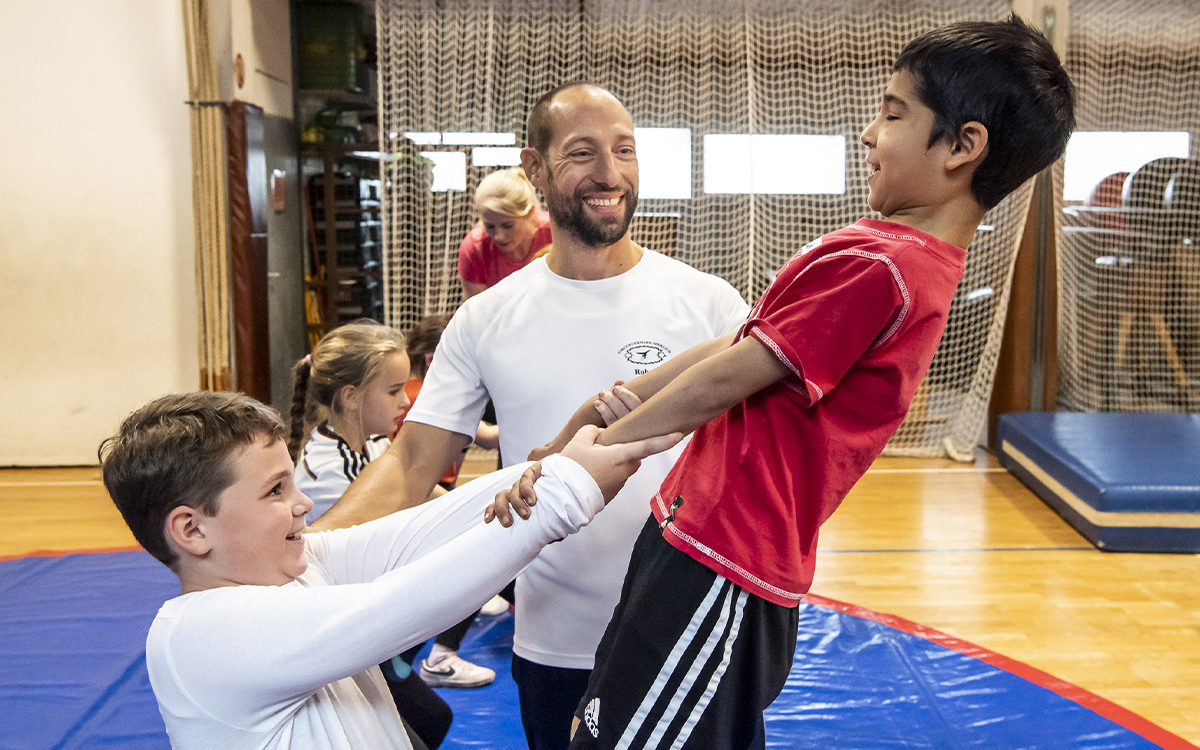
[457, 211, 553, 288]
[653, 219, 967, 607]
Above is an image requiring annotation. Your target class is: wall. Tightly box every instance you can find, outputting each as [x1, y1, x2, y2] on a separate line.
[232, 0, 295, 118]
[0, 0, 304, 465]
[262, 115, 307, 418]
[1012, 0, 1070, 56]
[0, 1, 198, 465]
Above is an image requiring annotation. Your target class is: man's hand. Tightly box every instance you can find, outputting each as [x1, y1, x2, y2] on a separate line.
[594, 382, 642, 426]
[486, 425, 683, 526]
[562, 424, 681, 501]
[527, 381, 642, 461]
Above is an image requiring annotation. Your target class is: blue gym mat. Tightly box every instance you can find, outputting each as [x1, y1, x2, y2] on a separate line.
[0, 550, 1192, 750]
[998, 412, 1200, 552]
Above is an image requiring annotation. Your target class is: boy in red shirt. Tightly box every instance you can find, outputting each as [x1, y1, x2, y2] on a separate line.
[488, 16, 1075, 750]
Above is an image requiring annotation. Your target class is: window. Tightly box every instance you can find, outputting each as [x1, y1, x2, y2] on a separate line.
[442, 132, 517, 146]
[420, 151, 467, 192]
[634, 127, 692, 199]
[397, 132, 516, 147]
[401, 132, 441, 145]
[472, 147, 523, 167]
[1062, 131, 1191, 203]
[703, 134, 845, 194]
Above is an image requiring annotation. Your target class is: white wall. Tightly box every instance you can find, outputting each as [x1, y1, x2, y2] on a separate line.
[0, 1, 198, 465]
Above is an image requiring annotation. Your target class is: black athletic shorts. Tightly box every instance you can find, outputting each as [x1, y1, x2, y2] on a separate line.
[570, 517, 798, 750]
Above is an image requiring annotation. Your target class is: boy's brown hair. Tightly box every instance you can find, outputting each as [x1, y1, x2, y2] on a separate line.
[99, 392, 287, 567]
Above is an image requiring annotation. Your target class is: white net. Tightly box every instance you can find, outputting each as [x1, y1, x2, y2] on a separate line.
[1057, 0, 1200, 413]
[377, 0, 1034, 459]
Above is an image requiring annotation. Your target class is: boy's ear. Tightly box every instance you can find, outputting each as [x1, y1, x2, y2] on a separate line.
[423, 352, 434, 371]
[946, 121, 989, 171]
[165, 505, 212, 557]
[520, 147, 546, 190]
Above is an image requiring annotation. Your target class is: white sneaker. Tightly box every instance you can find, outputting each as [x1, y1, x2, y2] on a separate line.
[419, 654, 495, 689]
[480, 594, 510, 616]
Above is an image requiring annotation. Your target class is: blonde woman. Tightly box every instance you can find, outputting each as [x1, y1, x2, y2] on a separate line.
[458, 167, 552, 298]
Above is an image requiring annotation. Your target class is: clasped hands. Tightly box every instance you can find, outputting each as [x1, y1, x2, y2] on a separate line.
[485, 384, 659, 526]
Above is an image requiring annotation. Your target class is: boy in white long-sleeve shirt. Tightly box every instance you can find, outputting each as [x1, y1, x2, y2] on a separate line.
[99, 391, 679, 750]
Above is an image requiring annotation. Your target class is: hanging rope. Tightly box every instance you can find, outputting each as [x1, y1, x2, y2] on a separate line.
[182, 0, 232, 391]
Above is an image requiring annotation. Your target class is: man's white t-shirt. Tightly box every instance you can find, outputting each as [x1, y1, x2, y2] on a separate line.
[405, 251, 749, 669]
[146, 457, 601, 750]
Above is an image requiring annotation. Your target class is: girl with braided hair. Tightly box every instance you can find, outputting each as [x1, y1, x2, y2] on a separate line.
[289, 319, 413, 524]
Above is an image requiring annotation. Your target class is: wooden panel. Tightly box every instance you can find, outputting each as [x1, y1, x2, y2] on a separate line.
[989, 178, 1062, 446]
[989, 198, 1038, 444]
[226, 100, 272, 403]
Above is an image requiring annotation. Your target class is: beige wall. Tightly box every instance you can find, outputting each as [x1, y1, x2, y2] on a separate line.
[232, 0, 295, 118]
[0, 0, 199, 465]
[0, 0, 297, 466]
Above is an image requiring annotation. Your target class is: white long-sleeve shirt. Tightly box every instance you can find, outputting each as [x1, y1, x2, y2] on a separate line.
[146, 456, 601, 750]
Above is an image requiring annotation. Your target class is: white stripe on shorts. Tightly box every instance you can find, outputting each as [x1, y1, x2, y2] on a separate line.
[669, 590, 749, 750]
[615, 577, 747, 750]
[641, 584, 736, 750]
[615, 577, 726, 750]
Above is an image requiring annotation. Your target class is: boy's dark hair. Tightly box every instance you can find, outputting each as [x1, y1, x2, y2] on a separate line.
[406, 313, 453, 379]
[527, 81, 605, 155]
[894, 15, 1076, 209]
[99, 392, 287, 567]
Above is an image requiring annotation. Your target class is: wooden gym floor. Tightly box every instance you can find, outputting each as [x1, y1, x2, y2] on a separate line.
[2, 450, 1198, 744]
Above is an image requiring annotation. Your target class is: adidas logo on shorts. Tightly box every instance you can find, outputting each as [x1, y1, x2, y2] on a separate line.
[583, 697, 600, 738]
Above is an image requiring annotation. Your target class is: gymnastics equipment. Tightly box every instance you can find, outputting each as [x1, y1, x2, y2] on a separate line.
[999, 412, 1200, 553]
[182, 0, 232, 391]
[1056, 0, 1200, 413]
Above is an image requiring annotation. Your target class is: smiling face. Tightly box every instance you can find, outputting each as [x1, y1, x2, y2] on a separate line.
[358, 352, 411, 438]
[481, 208, 540, 261]
[860, 69, 949, 218]
[533, 87, 639, 248]
[200, 437, 313, 588]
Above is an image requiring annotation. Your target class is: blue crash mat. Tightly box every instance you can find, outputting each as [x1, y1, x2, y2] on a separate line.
[0, 549, 176, 750]
[998, 412, 1200, 552]
[1, 550, 1193, 750]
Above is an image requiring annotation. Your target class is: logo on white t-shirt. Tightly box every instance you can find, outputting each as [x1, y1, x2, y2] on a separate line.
[583, 697, 600, 738]
[620, 341, 671, 371]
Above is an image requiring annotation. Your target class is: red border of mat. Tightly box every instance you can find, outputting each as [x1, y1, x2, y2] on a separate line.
[804, 592, 1198, 750]
[2, 548, 1192, 748]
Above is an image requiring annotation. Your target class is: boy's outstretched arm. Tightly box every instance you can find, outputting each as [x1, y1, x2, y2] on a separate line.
[598, 333, 791, 446]
[529, 332, 738, 461]
[490, 335, 791, 525]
